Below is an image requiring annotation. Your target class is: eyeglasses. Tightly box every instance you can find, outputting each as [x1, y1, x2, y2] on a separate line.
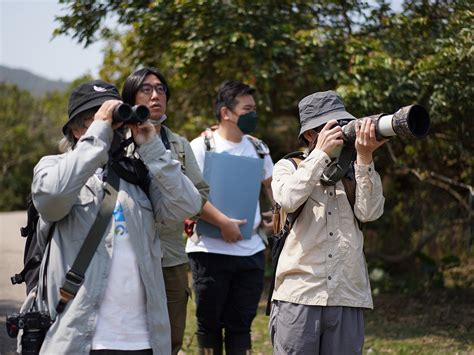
[139, 83, 167, 96]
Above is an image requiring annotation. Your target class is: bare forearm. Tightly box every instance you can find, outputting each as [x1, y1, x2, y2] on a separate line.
[200, 201, 228, 228]
[263, 177, 274, 205]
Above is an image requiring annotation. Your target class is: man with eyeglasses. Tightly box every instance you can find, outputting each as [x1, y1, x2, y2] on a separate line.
[122, 68, 209, 355]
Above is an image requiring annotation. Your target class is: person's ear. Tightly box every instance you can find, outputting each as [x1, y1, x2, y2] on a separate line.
[220, 106, 231, 121]
[303, 130, 317, 144]
[72, 127, 82, 140]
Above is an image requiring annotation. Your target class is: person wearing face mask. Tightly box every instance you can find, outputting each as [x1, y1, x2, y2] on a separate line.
[186, 80, 274, 354]
[121, 68, 209, 355]
[269, 91, 387, 354]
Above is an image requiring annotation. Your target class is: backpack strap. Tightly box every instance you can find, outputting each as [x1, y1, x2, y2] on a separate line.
[202, 128, 216, 152]
[10, 225, 55, 289]
[161, 126, 186, 169]
[245, 135, 270, 159]
[201, 129, 270, 161]
[173, 137, 186, 168]
[11, 195, 56, 294]
[160, 125, 171, 150]
[56, 165, 120, 314]
[341, 162, 363, 230]
[266, 153, 307, 316]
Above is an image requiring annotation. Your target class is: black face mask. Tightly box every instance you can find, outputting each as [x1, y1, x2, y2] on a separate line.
[236, 111, 258, 134]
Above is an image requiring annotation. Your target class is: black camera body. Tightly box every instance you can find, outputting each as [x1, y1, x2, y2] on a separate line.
[6, 311, 52, 354]
[113, 103, 150, 124]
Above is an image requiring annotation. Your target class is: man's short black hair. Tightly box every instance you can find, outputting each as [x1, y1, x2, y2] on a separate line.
[214, 80, 256, 121]
[121, 67, 171, 105]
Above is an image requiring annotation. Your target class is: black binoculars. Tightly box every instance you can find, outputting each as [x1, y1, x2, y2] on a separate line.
[113, 103, 150, 124]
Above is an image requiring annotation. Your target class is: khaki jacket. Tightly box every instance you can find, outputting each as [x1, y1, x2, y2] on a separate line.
[271, 148, 385, 309]
[157, 125, 209, 267]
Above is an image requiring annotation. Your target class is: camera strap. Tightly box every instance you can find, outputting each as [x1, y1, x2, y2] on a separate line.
[56, 164, 120, 314]
[320, 145, 356, 186]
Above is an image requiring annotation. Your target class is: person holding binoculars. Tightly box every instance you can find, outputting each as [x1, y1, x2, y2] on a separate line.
[269, 91, 387, 355]
[122, 68, 209, 355]
[19, 79, 201, 354]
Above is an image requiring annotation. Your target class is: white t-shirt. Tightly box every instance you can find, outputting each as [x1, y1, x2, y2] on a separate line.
[186, 131, 273, 256]
[92, 200, 151, 350]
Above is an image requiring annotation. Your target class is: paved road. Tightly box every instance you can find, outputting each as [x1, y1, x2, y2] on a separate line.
[0, 211, 28, 355]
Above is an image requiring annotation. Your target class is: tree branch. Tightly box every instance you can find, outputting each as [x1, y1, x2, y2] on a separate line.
[366, 218, 469, 263]
[385, 142, 473, 211]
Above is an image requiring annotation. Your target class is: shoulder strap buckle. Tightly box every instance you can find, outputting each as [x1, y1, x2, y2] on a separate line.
[245, 135, 270, 158]
[202, 128, 216, 152]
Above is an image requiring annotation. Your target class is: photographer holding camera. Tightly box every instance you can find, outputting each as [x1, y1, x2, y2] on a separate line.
[16, 80, 201, 354]
[269, 91, 387, 354]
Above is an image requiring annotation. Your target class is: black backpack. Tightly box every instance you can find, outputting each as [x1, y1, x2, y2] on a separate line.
[10, 194, 55, 295]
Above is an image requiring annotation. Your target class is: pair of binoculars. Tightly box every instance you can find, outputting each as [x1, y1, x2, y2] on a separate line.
[112, 103, 150, 124]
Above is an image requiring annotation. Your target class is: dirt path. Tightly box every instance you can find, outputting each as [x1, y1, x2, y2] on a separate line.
[0, 211, 28, 355]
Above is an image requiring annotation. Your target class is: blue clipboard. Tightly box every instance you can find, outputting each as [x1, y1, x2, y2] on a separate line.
[196, 151, 264, 239]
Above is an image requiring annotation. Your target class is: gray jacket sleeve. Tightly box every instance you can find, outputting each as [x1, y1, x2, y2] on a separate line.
[138, 135, 201, 224]
[32, 121, 113, 222]
[181, 137, 209, 214]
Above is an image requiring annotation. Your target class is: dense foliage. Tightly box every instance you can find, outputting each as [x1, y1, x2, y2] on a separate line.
[0, 84, 66, 209]
[2, 0, 471, 289]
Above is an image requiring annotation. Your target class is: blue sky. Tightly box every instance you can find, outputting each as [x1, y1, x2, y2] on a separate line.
[0, 0, 106, 81]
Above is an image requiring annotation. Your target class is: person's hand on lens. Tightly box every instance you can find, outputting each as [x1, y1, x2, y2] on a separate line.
[355, 117, 387, 164]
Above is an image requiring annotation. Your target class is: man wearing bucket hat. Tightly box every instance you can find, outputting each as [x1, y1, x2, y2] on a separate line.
[269, 90, 387, 354]
[20, 80, 201, 354]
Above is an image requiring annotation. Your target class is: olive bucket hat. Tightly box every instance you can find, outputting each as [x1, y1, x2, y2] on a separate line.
[298, 90, 355, 138]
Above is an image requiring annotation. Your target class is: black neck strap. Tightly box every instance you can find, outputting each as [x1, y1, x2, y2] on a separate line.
[320, 145, 356, 186]
[56, 165, 120, 314]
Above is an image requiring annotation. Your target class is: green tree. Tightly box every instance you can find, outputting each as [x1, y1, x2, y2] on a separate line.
[55, 0, 376, 155]
[0, 83, 67, 210]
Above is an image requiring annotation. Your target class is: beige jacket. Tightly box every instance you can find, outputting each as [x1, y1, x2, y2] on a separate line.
[271, 148, 385, 309]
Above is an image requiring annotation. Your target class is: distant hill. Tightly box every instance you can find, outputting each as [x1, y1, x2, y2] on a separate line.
[0, 65, 69, 96]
